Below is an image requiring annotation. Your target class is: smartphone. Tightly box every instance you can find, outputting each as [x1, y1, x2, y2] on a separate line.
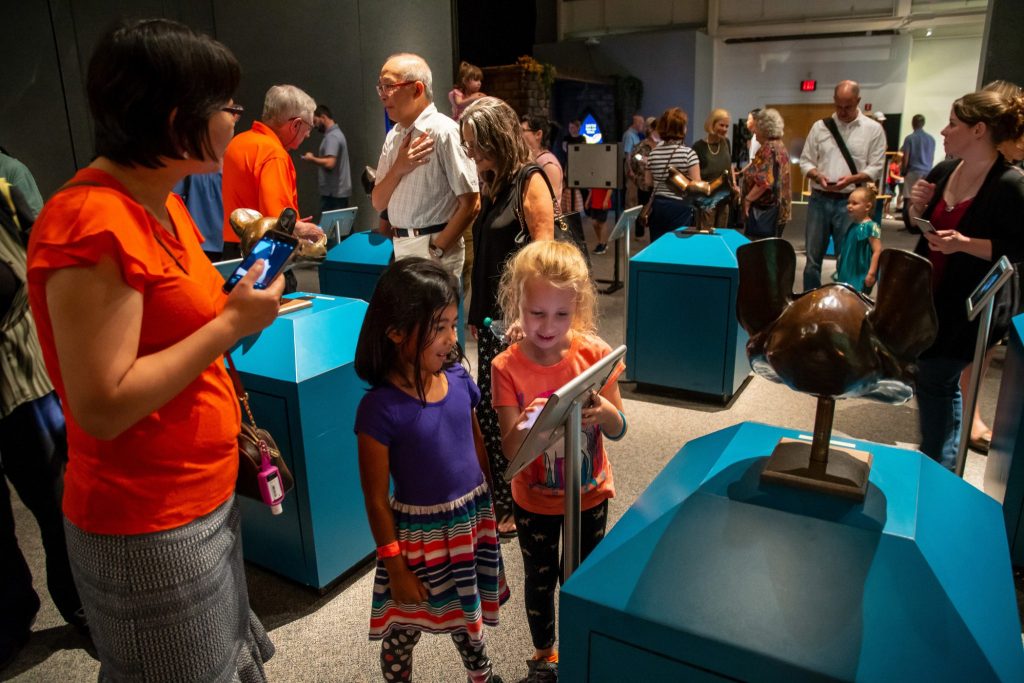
[912, 217, 938, 234]
[222, 230, 299, 293]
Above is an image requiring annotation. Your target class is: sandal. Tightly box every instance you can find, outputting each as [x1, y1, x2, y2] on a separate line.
[497, 514, 518, 540]
[969, 431, 992, 455]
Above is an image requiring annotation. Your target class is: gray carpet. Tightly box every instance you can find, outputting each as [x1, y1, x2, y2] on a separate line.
[6, 213, 1018, 682]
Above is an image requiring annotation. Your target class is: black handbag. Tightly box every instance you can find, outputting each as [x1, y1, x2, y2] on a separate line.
[513, 163, 592, 270]
[225, 355, 295, 501]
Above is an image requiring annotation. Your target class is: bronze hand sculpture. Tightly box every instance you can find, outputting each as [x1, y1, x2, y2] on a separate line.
[736, 238, 938, 499]
[229, 208, 328, 263]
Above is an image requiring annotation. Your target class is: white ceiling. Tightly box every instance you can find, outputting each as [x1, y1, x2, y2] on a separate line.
[558, 0, 988, 41]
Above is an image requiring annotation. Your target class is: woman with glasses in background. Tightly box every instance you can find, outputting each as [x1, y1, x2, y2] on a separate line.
[26, 19, 280, 681]
[462, 97, 555, 540]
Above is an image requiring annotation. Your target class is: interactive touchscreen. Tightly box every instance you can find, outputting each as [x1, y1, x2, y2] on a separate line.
[965, 256, 1014, 320]
[223, 232, 297, 292]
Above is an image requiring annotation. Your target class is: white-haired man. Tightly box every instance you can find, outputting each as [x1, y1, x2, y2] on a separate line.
[371, 53, 479, 278]
[222, 84, 324, 259]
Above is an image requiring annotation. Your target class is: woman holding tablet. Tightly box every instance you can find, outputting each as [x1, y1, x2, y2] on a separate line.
[907, 88, 1024, 470]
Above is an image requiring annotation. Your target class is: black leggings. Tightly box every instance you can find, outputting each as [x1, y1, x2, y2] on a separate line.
[380, 628, 494, 682]
[475, 330, 513, 519]
[513, 500, 609, 650]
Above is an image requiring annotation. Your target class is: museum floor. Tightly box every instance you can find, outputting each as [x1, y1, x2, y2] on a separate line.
[7, 215, 1024, 682]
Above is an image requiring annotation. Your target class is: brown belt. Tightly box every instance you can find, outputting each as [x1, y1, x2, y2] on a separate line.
[812, 189, 851, 200]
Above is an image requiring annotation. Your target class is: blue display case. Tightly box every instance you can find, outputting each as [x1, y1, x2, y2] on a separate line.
[986, 314, 1024, 565]
[561, 422, 1024, 682]
[229, 294, 373, 589]
[626, 228, 751, 402]
[318, 230, 393, 302]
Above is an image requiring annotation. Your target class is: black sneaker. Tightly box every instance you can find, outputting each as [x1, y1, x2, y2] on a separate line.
[593, 243, 608, 255]
[526, 658, 558, 682]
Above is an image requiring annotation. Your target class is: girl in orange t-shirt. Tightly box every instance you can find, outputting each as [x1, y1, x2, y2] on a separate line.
[491, 240, 626, 680]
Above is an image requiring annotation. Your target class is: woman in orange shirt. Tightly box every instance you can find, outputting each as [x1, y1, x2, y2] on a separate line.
[26, 19, 282, 681]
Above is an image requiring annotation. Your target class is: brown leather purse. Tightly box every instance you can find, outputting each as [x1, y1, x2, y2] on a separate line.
[226, 355, 294, 500]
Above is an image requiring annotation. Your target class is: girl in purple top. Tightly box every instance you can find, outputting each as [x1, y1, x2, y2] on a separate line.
[354, 257, 509, 683]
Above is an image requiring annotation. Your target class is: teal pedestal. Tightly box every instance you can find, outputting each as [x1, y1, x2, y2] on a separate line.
[318, 230, 393, 302]
[986, 314, 1024, 565]
[561, 422, 1024, 682]
[229, 294, 373, 589]
[626, 228, 751, 402]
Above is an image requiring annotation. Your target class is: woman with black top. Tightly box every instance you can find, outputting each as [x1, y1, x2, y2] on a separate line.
[692, 108, 735, 229]
[462, 96, 555, 537]
[907, 88, 1024, 470]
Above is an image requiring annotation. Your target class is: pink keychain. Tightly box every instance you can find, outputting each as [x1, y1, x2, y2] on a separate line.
[256, 440, 285, 515]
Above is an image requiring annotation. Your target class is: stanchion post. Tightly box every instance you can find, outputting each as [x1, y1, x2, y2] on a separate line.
[956, 301, 993, 477]
[563, 398, 584, 579]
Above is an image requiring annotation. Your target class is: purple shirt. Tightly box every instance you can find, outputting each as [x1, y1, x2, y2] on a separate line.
[355, 365, 483, 506]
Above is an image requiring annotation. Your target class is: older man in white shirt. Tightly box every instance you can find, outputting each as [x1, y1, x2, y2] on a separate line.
[799, 80, 886, 291]
[371, 53, 480, 279]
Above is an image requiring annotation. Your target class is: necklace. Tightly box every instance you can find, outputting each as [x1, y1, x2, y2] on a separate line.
[706, 137, 721, 156]
[943, 160, 990, 211]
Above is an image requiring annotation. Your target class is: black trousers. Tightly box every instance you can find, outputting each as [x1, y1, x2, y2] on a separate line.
[514, 499, 608, 650]
[0, 392, 82, 636]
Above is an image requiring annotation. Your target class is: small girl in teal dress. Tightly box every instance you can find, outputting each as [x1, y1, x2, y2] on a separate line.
[834, 183, 883, 294]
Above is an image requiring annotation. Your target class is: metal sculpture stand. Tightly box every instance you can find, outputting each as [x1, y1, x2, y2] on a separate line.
[760, 396, 872, 501]
[956, 257, 1016, 477]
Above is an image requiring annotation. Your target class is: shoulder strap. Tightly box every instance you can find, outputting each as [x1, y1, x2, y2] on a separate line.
[514, 163, 557, 236]
[822, 117, 858, 176]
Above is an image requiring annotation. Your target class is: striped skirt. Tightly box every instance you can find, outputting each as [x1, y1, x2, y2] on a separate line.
[64, 497, 274, 682]
[370, 481, 510, 645]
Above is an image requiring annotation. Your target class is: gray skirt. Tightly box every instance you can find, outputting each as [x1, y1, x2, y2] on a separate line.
[64, 497, 274, 682]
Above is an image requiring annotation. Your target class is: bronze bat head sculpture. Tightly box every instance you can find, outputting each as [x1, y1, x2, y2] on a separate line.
[229, 208, 328, 262]
[736, 238, 938, 403]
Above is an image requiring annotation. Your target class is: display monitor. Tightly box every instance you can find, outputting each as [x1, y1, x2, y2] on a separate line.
[966, 256, 1014, 321]
[504, 345, 626, 482]
[319, 207, 358, 247]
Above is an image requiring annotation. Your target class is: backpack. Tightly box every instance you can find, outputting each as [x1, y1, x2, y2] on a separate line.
[630, 138, 657, 192]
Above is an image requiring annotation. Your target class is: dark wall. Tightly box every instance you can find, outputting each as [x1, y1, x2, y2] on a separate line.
[980, 0, 1024, 88]
[455, 0, 537, 69]
[0, 0, 454, 229]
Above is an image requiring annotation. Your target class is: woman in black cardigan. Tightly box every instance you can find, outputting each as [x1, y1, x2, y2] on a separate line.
[907, 89, 1024, 470]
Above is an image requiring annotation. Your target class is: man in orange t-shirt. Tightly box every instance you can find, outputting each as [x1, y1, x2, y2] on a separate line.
[221, 84, 324, 259]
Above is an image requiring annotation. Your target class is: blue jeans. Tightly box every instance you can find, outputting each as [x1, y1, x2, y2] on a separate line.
[915, 356, 969, 471]
[319, 195, 349, 213]
[0, 392, 82, 636]
[648, 196, 693, 243]
[804, 192, 852, 291]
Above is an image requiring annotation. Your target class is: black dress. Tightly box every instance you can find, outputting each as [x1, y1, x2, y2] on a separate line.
[469, 165, 539, 522]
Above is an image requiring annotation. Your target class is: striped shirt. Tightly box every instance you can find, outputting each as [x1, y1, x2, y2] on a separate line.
[647, 141, 699, 200]
[376, 103, 479, 229]
[0, 180, 52, 418]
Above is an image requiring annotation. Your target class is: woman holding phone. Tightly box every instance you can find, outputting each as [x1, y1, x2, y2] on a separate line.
[907, 88, 1024, 471]
[26, 19, 280, 680]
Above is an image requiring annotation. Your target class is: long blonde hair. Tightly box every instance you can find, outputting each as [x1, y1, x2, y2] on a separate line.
[497, 241, 597, 335]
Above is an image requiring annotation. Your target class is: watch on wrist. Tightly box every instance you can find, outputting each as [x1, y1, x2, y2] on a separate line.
[429, 240, 444, 258]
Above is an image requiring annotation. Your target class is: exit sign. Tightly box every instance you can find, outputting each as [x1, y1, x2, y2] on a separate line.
[800, 80, 817, 92]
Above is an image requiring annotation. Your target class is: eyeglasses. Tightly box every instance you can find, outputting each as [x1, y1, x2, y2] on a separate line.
[289, 116, 314, 129]
[376, 80, 416, 98]
[221, 104, 244, 119]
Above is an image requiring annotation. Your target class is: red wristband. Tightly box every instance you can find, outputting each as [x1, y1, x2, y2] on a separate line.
[376, 541, 401, 559]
